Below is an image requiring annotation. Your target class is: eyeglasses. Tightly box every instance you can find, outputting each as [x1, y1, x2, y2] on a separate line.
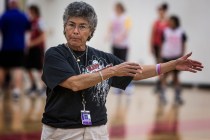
[67, 23, 90, 32]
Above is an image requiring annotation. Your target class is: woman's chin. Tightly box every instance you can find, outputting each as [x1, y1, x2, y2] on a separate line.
[69, 42, 81, 47]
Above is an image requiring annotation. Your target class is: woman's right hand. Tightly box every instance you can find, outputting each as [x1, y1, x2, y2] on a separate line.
[175, 52, 203, 73]
[110, 62, 143, 77]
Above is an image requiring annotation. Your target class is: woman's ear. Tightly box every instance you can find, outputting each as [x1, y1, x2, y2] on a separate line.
[88, 31, 92, 38]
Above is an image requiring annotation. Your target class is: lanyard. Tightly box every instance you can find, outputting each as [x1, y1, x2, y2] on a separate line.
[66, 43, 88, 110]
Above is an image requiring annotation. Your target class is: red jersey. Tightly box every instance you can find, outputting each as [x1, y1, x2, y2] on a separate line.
[30, 18, 45, 48]
[152, 20, 168, 46]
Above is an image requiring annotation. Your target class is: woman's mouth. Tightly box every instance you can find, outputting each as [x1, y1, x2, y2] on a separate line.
[71, 37, 80, 40]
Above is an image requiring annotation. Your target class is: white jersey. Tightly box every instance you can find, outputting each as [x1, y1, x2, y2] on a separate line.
[162, 27, 186, 58]
[111, 14, 131, 48]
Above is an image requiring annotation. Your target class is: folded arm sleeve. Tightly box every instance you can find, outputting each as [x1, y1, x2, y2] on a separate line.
[42, 48, 76, 90]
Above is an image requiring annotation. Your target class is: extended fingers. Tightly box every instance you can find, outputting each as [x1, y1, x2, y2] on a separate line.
[123, 62, 143, 71]
[192, 63, 204, 68]
[126, 73, 137, 77]
[119, 68, 139, 77]
[188, 59, 204, 70]
[188, 68, 197, 73]
[191, 66, 202, 71]
[127, 65, 143, 71]
[184, 66, 197, 73]
[127, 62, 143, 69]
[187, 65, 203, 73]
[119, 62, 143, 76]
[189, 59, 203, 65]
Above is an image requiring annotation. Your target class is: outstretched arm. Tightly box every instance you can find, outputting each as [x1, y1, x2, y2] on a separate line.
[134, 52, 203, 80]
[59, 53, 203, 91]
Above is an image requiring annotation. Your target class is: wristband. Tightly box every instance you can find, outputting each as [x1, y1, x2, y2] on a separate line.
[156, 64, 161, 75]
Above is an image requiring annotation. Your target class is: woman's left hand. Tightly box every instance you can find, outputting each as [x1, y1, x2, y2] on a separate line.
[175, 52, 204, 73]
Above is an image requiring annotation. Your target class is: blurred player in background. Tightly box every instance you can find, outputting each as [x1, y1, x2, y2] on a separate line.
[107, 2, 133, 104]
[25, 4, 46, 98]
[160, 15, 187, 105]
[150, 3, 169, 93]
[0, 0, 30, 101]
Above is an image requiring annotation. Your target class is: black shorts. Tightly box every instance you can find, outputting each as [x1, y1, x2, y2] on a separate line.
[162, 57, 181, 74]
[112, 45, 128, 61]
[0, 51, 25, 68]
[25, 47, 44, 70]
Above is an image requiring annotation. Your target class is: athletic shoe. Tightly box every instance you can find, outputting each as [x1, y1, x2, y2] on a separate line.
[38, 87, 46, 98]
[11, 92, 20, 102]
[159, 88, 167, 105]
[25, 88, 36, 98]
[174, 88, 184, 105]
[174, 97, 184, 106]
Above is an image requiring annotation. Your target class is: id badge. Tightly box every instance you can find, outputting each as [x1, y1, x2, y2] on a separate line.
[81, 110, 92, 125]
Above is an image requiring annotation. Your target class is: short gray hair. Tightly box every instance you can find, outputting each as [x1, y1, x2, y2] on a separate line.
[63, 1, 98, 41]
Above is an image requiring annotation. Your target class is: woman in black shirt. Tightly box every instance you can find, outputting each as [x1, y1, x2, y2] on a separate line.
[41, 2, 203, 140]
